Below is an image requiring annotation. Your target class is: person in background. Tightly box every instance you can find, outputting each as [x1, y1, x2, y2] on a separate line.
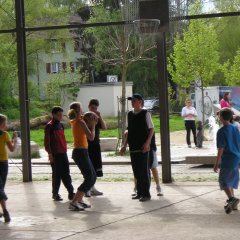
[0, 114, 17, 222]
[181, 99, 198, 148]
[232, 115, 240, 133]
[44, 106, 75, 201]
[196, 121, 203, 148]
[220, 92, 232, 109]
[86, 99, 107, 197]
[213, 108, 240, 214]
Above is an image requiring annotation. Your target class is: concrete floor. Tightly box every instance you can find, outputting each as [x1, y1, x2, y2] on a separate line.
[1, 181, 240, 240]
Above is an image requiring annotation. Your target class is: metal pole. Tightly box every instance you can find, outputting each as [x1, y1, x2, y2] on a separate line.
[157, 32, 172, 183]
[15, 0, 32, 182]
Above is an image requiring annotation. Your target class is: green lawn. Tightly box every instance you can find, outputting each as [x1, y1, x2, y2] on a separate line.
[30, 114, 185, 147]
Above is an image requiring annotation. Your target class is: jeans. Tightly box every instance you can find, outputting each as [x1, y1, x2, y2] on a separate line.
[130, 152, 151, 198]
[72, 148, 96, 193]
[185, 120, 197, 146]
[0, 162, 8, 201]
[51, 153, 74, 196]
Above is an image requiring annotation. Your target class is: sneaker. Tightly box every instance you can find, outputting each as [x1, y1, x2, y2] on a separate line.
[52, 194, 63, 201]
[3, 210, 11, 223]
[85, 191, 91, 198]
[139, 197, 151, 202]
[132, 195, 141, 200]
[224, 200, 233, 214]
[68, 193, 75, 201]
[0, 212, 2, 218]
[79, 201, 91, 209]
[231, 197, 239, 211]
[224, 197, 239, 214]
[69, 202, 84, 211]
[156, 186, 164, 196]
[91, 189, 103, 196]
[188, 145, 191, 148]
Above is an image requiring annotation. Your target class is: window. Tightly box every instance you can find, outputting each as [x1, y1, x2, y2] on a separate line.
[70, 61, 80, 73]
[46, 62, 61, 74]
[74, 40, 82, 52]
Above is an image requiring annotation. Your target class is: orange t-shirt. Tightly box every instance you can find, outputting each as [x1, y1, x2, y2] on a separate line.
[70, 118, 88, 149]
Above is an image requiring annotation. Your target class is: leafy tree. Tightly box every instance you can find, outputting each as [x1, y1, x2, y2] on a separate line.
[168, 18, 220, 123]
[222, 48, 240, 85]
[0, 0, 80, 110]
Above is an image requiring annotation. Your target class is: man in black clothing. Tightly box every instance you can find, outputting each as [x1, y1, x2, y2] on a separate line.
[120, 94, 154, 202]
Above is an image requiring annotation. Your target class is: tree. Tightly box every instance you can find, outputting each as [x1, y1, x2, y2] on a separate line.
[0, 0, 80, 110]
[168, 18, 220, 123]
[222, 48, 240, 85]
[85, 4, 156, 142]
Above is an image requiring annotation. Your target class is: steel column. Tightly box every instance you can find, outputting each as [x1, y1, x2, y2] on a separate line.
[15, 0, 32, 182]
[157, 32, 172, 183]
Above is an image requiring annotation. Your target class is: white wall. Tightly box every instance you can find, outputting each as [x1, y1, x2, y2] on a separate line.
[62, 82, 133, 117]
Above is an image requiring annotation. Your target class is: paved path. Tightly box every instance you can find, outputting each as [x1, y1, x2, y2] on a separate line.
[1, 181, 240, 240]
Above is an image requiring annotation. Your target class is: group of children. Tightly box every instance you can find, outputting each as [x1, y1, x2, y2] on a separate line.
[1, 99, 240, 221]
[44, 99, 105, 211]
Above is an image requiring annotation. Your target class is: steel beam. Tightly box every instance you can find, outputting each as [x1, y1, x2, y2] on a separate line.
[157, 32, 172, 183]
[15, 0, 32, 182]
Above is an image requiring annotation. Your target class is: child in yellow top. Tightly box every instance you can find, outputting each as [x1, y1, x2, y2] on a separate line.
[0, 114, 17, 222]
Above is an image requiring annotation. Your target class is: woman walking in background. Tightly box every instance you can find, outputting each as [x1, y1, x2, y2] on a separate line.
[181, 99, 198, 148]
[220, 92, 232, 109]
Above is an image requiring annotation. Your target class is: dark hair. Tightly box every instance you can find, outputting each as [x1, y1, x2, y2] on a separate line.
[89, 99, 99, 107]
[0, 114, 7, 125]
[51, 106, 63, 114]
[197, 121, 202, 125]
[219, 108, 233, 121]
[223, 92, 230, 101]
[233, 115, 240, 122]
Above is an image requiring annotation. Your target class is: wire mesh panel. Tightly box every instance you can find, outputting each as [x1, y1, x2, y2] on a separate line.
[169, 0, 190, 32]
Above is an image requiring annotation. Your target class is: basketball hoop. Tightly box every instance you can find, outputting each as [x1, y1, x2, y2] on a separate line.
[133, 19, 160, 36]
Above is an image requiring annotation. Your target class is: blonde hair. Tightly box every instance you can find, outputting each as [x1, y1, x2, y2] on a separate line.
[185, 98, 192, 104]
[0, 114, 7, 125]
[68, 102, 82, 120]
[67, 109, 77, 120]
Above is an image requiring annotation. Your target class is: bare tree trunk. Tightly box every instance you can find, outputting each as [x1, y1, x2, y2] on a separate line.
[121, 63, 128, 145]
[201, 78, 205, 125]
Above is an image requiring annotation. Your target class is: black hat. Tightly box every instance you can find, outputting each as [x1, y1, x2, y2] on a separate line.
[127, 93, 143, 101]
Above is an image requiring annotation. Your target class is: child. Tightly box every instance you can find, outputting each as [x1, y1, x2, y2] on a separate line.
[86, 99, 107, 197]
[132, 133, 163, 197]
[68, 102, 97, 211]
[196, 121, 203, 148]
[0, 114, 17, 222]
[120, 93, 154, 202]
[213, 108, 240, 214]
[44, 106, 75, 201]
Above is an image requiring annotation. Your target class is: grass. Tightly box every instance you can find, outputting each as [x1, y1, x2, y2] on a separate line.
[30, 114, 185, 147]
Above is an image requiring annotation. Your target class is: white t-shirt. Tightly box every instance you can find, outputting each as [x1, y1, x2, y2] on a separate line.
[181, 106, 197, 121]
[126, 109, 154, 129]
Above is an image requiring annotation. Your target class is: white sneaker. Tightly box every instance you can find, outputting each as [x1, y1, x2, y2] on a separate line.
[131, 187, 137, 196]
[85, 191, 91, 198]
[91, 188, 103, 196]
[156, 186, 164, 196]
[79, 201, 91, 208]
[69, 202, 84, 211]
